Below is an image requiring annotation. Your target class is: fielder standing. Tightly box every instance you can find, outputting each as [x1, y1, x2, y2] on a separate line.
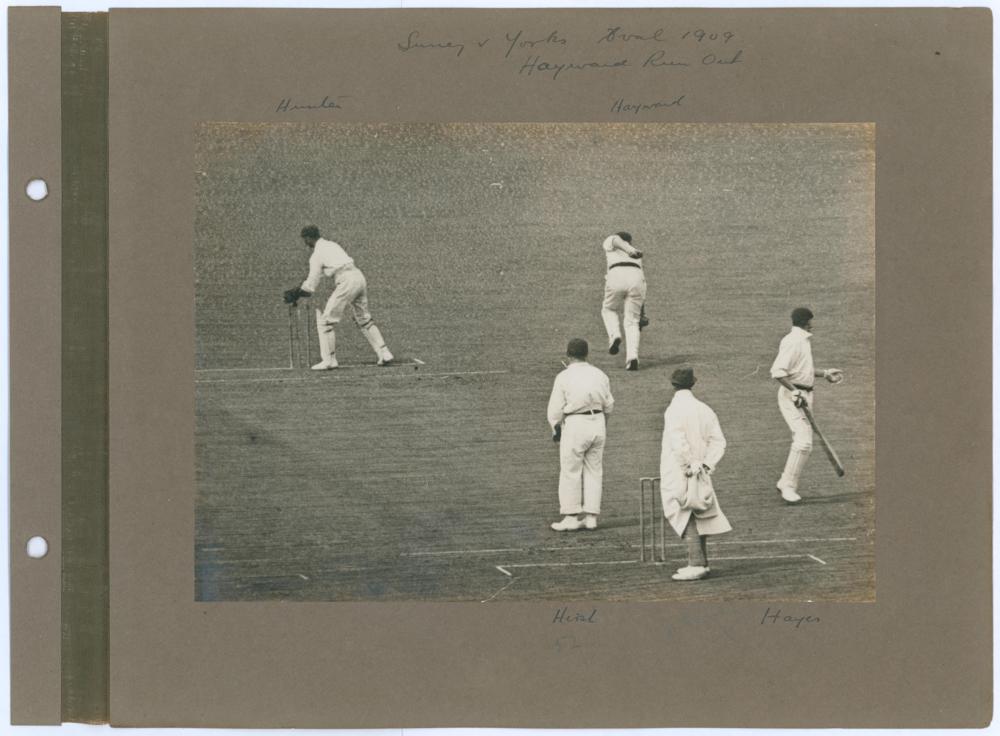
[546, 338, 614, 531]
[659, 367, 730, 581]
[770, 307, 844, 503]
[283, 226, 394, 370]
[600, 231, 647, 371]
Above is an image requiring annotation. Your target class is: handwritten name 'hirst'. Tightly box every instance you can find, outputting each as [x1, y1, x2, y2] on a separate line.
[553, 607, 598, 623]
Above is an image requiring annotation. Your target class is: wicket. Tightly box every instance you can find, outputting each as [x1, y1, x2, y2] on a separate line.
[287, 304, 315, 369]
[638, 477, 666, 563]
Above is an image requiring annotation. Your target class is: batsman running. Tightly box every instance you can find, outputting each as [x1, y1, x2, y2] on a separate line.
[282, 225, 394, 370]
[600, 231, 649, 371]
[770, 307, 844, 503]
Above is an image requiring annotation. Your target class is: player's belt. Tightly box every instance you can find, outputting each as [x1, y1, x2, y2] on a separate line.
[567, 409, 603, 416]
[792, 384, 814, 392]
[609, 262, 641, 270]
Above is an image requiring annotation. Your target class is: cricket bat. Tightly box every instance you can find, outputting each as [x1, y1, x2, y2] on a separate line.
[801, 404, 846, 477]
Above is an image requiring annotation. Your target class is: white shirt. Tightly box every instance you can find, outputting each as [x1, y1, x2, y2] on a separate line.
[301, 238, 356, 293]
[769, 326, 814, 387]
[547, 362, 614, 428]
[662, 390, 727, 470]
[602, 234, 643, 269]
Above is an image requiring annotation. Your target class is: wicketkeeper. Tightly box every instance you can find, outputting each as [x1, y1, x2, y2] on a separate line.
[283, 225, 394, 370]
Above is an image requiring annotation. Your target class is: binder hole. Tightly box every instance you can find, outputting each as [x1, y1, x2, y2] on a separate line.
[26, 536, 48, 559]
[25, 179, 49, 201]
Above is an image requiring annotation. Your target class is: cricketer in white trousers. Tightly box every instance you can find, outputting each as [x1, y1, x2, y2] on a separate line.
[659, 389, 731, 538]
[302, 237, 393, 367]
[600, 234, 647, 365]
[547, 362, 615, 516]
[770, 325, 816, 494]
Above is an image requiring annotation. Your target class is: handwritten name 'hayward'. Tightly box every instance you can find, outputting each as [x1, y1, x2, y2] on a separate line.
[519, 54, 629, 80]
[611, 95, 685, 114]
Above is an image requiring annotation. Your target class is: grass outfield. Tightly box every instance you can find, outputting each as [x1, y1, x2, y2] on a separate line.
[194, 123, 875, 602]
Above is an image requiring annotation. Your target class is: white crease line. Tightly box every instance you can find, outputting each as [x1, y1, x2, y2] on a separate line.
[197, 361, 421, 373]
[504, 554, 826, 570]
[401, 537, 857, 557]
[412, 357, 426, 365]
[196, 366, 295, 372]
[481, 576, 517, 603]
[196, 377, 312, 384]
[496, 565, 512, 577]
[808, 554, 828, 565]
[402, 547, 527, 557]
[709, 554, 813, 561]
[715, 537, 857, 546]
[196, 369, 509, 384]
[505, 560, 641, 568]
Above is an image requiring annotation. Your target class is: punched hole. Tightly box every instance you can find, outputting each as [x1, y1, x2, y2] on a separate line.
[26, 536, 48, 559]
[25, 179, 49, 201]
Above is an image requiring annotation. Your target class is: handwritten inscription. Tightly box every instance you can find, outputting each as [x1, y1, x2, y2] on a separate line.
[520, 55, 630, 81]
[276, 96, 349, 113]
[760, 607, 821, 628]
[394, 24, 744, 109]
[643, 50, 691, 69]
[611, 95, 685, 114]
[505, 30, 567, 59]
[398, 30, 480, 57]
[553, 607, 598, 624]
[598, 26, 669, 44]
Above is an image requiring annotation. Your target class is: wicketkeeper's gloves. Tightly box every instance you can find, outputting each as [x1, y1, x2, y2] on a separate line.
[282, 286, 312, 306]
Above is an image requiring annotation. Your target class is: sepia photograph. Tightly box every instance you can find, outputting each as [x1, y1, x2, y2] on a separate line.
[194, 122, 875, 602]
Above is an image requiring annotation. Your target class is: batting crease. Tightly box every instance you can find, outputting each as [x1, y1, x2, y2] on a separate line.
[481, 574, 517, 603]
[196, 369, 510, 384]
[494, 554, 826, 571]
[402, 537, 856, 558]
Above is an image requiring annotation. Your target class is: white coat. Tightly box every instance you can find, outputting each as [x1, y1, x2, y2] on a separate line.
[658, 389, 732, 537]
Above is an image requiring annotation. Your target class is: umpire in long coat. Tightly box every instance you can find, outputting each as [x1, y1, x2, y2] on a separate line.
[659, 367, 731, 580]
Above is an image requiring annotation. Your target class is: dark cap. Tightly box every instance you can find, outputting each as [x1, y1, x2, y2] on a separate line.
[300, 225, 321, 240]
[616, 231, 633, 243]
[670, 367, 696, 390]
[566, 338, 589, 360]
[791, 307, 814, 327]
